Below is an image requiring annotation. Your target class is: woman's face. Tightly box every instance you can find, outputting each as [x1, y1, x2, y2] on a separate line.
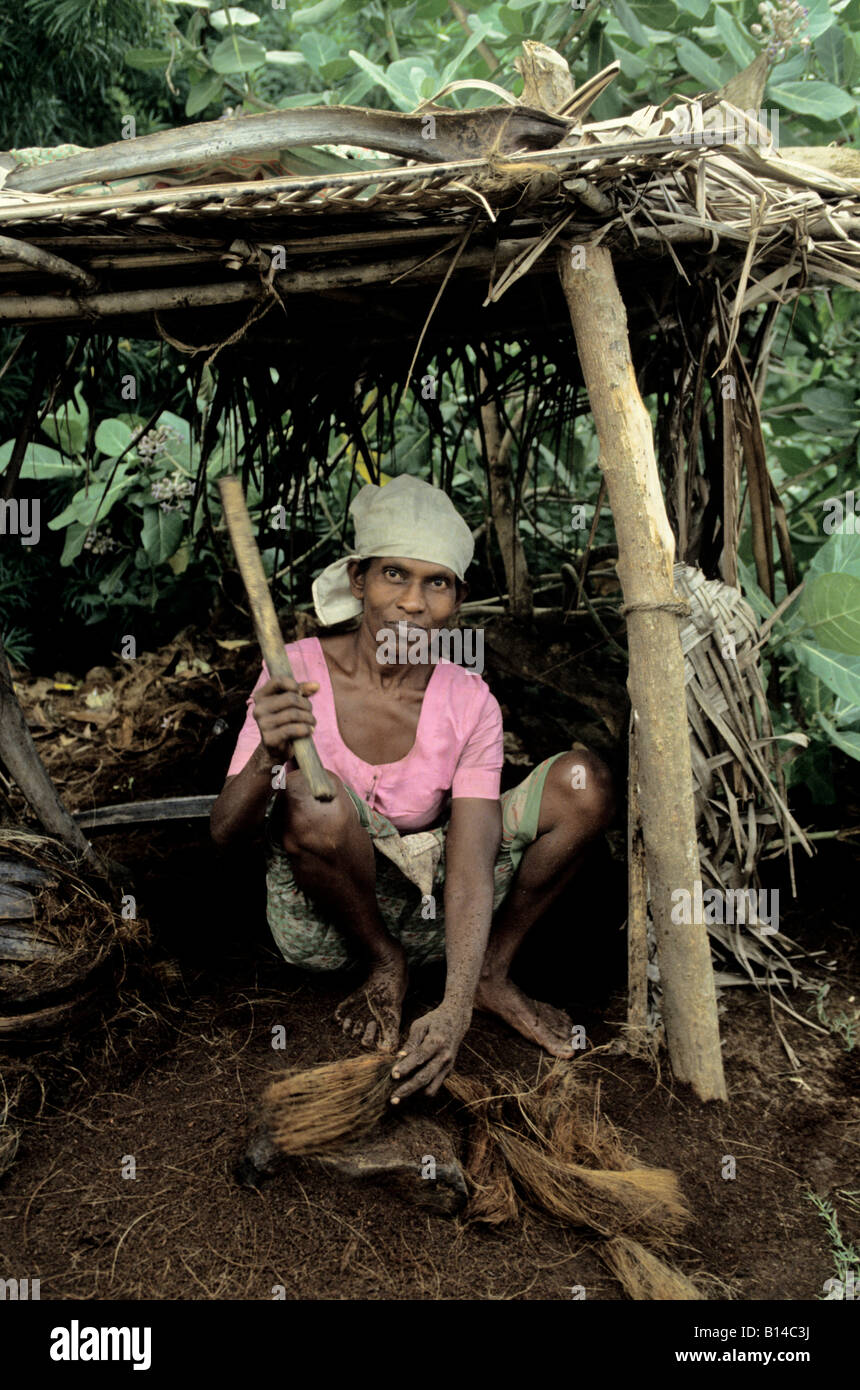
[348, 556, 464, 646]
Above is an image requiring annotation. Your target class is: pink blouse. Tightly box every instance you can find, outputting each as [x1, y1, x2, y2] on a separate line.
[226, 636, 503, 831]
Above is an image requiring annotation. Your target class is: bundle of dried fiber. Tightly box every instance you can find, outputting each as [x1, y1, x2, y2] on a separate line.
[261, 1053, 396, 1157]
[601, 1236, 703, 1300]
[494, 1129, 688, 1242]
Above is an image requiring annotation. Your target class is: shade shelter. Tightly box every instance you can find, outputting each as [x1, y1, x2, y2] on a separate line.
[3, 41, 858, 1101]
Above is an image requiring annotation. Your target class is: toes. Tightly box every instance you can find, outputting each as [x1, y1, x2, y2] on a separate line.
[338, 1015, 352, 1032]
[361, 1020, 377, 1048]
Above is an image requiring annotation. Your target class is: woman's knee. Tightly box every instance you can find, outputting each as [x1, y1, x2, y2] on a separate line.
[279, 769, 357, 857]
[543, 749, 615, 833]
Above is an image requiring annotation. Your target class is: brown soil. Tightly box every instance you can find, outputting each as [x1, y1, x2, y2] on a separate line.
[0, 631, 857, 1301]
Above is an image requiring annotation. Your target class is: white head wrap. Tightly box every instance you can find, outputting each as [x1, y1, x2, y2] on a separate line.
[311, 474, 474, 626]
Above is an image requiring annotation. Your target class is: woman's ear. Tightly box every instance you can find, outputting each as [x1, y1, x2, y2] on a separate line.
[347, 559, 366, 601]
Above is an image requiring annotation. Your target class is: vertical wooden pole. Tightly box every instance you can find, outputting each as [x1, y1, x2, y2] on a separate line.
[626, 713, 650, 1055]
[557, 245, 727, 1101]
[0, 636, 104, 872]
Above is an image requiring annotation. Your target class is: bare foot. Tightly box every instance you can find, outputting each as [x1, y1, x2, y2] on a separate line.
[334, 950, 407, 1051]
[474, 976, 577, 1057]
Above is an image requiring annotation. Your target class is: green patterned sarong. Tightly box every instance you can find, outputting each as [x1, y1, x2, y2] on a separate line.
[265, 754, 568, 972]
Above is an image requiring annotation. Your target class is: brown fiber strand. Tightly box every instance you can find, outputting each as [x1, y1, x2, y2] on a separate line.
[261, 1053, 396, 1157]
[601, 1236, 704, 1300]
[494, 1127, 688, 1241]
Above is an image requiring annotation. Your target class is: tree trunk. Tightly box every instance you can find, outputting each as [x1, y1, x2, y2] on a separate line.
[478, 364, 534, 620]
[0, 636, 103, 873]
[557, 244, 727, 1102]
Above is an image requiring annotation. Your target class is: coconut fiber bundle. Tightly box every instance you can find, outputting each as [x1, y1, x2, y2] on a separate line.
[260, 1053, 703, 1299]
[0, 828, 147, 1038]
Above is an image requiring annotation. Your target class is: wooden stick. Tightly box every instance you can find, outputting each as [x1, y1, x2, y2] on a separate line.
[0, 636, 106, 873]
[626, 712, 650, 1055]
[0, 234, 97, 289]
[557, 243, 727, 1102]
[218, 476, 335, 802]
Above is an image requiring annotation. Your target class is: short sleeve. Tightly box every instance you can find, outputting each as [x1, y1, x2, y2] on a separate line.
[225, 662, 270, 777]
[451, 683, 504, 801]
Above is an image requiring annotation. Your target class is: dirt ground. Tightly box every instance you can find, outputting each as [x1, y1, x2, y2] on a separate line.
[0, 625, 858, 1301]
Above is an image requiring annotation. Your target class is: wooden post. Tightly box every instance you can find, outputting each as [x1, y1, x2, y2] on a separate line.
[626, 713, 650, 1056]
[478, 358, 534, 620]
[0, 636, 105, 873]
[557, 244, 727, 1102]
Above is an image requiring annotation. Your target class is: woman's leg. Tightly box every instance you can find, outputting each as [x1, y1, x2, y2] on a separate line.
[475, 749, 615, 1055]
[275, 769, 408, 1049]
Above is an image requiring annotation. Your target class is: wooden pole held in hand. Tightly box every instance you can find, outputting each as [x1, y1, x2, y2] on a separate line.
[218, 475, 335, 802]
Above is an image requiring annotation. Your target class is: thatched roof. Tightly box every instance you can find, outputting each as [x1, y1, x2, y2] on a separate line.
[2, 84, 860, 359]
[2, 65, 858, 600]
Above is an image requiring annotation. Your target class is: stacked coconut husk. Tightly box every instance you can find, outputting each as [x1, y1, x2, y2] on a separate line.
[0, 828, 147, 1039]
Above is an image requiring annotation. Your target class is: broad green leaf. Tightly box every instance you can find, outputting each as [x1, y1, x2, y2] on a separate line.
[792, 640, 860, 705]
[799, 385, 857, 427]
[297, 31, 339, 74]
[676, 37, 723, 89]
[186, 73, 224, 116]
[49, 468, 132, 530]
[609, 38, 648, 79]
[320, 58, 354, 81]
[141, 506, 184, 564]
[0, 441, 71, 480]
[613, 0, 648, 47]
[801, 573, 860, 653]
[440, 27, 490, 87]
[124, 48, 171, 71]
[292, 0, 346, 23]
[816, 713, 860, 762]
[712, 6, 756, 68]
[265, 50, 307, 67]
[386, 57, 437, 105]
[94, 418, 134, 458]
[808, 528, 860, 583]
[676, 0, 709, 16]
[769, 80, 855, 119]
[155, 411, 193, 443]
[209, 7, 260, 28]
[42, 413, 86, 456]
[348, 50, 414, 110]
[499, 5, 524, 34]
[774, 444, 814, 477]
[803, 0, 837, 39]
[210, 35, 267, 74]
[815, 27, 846, 84]
[60, 523, 87, 567]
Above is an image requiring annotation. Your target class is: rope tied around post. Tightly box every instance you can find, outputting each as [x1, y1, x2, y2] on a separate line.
[621, 599, 692, 618]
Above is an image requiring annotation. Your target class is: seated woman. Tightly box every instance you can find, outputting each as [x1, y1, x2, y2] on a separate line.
[211, 475, 614, 1104]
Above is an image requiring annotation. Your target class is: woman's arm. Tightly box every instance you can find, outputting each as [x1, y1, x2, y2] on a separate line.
[210, 676, 319, 848]
[390, 796, 501, 1102]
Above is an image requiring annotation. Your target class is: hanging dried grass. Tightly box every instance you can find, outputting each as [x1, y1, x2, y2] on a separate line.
[601, 1236, 703, 1300]
[261, 1052, 396, 1157]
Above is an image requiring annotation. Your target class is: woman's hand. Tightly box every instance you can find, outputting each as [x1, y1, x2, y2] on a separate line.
[253, 677, 320, 764]
[389, 1001, 472, 1102]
